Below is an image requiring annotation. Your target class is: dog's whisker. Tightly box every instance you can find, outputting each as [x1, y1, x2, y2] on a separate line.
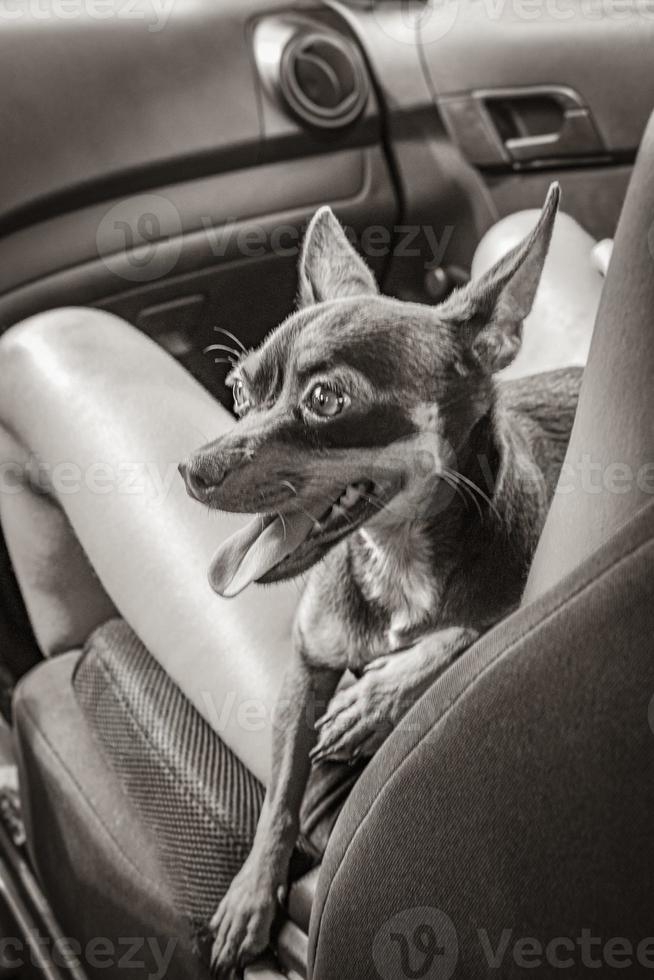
[439, 471, 470, 509]
[280, 480, 298, 496]
[440, 469, 477, 507]
[212, 356, 238, 367]
[212, 326, 249, 355]
[276, 511, 288, 542]
[203, 343, 241, 361]
[446, 467, 490, 500]
[450, 471, 501, 520]
[441, 468, 484, 520]
[442, 466, 502, 522]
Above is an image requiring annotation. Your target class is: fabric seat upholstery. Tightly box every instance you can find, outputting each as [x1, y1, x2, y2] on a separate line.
[310, 498, 654, 979]
[13, 651, 212, 980]
[15, 632, 323, 976]
[72, 620, 265, 945]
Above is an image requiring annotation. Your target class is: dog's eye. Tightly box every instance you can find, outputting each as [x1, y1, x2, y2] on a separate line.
[232, 379, 250, 415]
[307, 383, 345, 418]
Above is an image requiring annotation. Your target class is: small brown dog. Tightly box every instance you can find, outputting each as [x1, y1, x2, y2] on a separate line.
[180, 182, 581, 973]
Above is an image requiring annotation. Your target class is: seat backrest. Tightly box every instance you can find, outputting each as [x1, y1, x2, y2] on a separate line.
[311, 114, 654, 980]
[524, 114, 654, 603]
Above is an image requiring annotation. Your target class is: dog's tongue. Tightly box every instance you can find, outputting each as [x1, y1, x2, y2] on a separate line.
[208, 510, 318, 597]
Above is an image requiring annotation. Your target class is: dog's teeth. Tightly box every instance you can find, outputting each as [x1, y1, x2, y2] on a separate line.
[340, 485, 361, 509]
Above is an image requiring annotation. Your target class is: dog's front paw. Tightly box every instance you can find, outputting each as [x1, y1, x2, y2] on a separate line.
[210, 867, 277, 977]
[310, 657, 404, 764]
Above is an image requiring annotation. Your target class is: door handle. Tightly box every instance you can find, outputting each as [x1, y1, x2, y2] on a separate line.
[478, 85, 604, 164]
[504, 107, 602, 162]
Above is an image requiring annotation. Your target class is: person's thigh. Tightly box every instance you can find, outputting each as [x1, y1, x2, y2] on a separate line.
[0, 308, 300, 784]
[0, 430, 121, 654]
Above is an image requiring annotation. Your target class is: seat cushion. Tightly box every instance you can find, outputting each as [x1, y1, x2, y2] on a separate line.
[14, 626, 330, 978]
[13, 650, 212, 980]
[72, 620, 265, 945]
[69, 619, 352, 971]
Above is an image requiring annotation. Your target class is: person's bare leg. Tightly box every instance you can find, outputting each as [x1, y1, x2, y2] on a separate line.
[472, 209, 604, 379]
[0, 308, 301, 785]
[0, 426, 119, 653]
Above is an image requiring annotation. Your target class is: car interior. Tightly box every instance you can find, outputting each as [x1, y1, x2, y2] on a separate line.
[0, 1, 653, 977]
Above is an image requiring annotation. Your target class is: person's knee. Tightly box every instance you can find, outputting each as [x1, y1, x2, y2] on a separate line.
[0, 308, 138, 430]
[476, 209, 544, 267]
[1, 307, 127, 364]
[472, 209, 593, 279]
[0, 307, 132, 387]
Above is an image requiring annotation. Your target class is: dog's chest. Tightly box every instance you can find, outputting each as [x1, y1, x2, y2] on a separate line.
[355, 524, 441, 653]
[297, 523, 444, 671]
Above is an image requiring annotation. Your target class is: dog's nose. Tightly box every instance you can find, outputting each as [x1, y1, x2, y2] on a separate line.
[178, 460, 220, 502]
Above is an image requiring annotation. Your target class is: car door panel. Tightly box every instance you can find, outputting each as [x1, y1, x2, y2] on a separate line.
[0, 1, 399, 383]
[0, 0, 265, 233]
[420, 4, 654, 157]
[0, 0, 651, 357]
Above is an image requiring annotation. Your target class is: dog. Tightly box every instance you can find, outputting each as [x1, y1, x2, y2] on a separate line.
[180, 182, 581, 973]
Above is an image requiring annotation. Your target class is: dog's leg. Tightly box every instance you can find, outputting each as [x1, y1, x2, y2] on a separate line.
[210, 648, 340, 975]
[311, 626, 478, 763]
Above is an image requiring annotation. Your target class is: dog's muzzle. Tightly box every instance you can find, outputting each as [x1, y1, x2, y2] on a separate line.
[178, 461, 223, 503]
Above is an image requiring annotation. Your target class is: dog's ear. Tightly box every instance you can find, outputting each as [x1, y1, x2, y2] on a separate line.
[298, 206, 378, 306]
[445, 182, 560, 373]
